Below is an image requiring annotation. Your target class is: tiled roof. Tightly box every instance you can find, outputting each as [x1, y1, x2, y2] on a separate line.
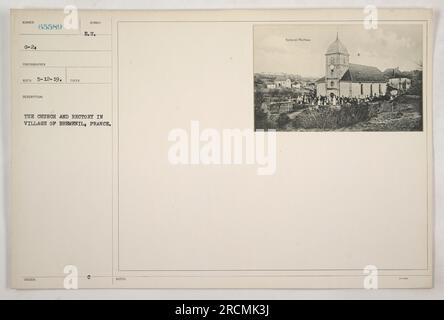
[340, 64, 386, 82]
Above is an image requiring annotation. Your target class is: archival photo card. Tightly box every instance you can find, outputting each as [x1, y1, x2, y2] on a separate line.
[254, 24, 424, 132]
[10, 9, 433, 289]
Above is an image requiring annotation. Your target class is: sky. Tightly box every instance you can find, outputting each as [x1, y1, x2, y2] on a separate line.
[253, 23, 424, 78]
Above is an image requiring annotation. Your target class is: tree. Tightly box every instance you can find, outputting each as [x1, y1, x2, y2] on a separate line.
[254, 90, 269, 130]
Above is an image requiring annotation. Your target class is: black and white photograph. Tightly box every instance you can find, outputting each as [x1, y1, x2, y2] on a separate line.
[254, 24, 424, 131]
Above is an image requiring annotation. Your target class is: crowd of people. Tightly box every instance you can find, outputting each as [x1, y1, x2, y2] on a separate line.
[263, 92, 389, 115]
[312, 94, 382, 107]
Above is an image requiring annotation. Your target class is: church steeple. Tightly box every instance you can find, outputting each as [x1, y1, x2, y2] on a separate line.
[325, 34, 350, 97]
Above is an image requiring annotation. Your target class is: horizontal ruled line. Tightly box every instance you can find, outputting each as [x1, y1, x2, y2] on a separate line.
[20, 66, 111, 68]
[20, 82, 111, 85]
[19, 33, 111, 36]
[21, 49, 111, 52]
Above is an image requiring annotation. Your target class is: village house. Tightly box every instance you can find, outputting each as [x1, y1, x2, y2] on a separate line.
[292, 82, 302, 89]
[385, 67, 412, 92]
[274, 77, 292, 88]
[388, 78, 412, 92]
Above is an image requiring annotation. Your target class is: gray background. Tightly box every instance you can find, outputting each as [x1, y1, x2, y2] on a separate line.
[0, 0, 442, 299]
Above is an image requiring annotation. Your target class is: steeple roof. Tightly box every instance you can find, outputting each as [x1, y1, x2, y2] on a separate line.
[326, 35, 349, 55]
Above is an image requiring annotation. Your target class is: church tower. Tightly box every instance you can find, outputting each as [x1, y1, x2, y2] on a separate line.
[325, 33, 350, 97]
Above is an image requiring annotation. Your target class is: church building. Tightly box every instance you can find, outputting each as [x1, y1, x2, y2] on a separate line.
[316, 34, 388, 99]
